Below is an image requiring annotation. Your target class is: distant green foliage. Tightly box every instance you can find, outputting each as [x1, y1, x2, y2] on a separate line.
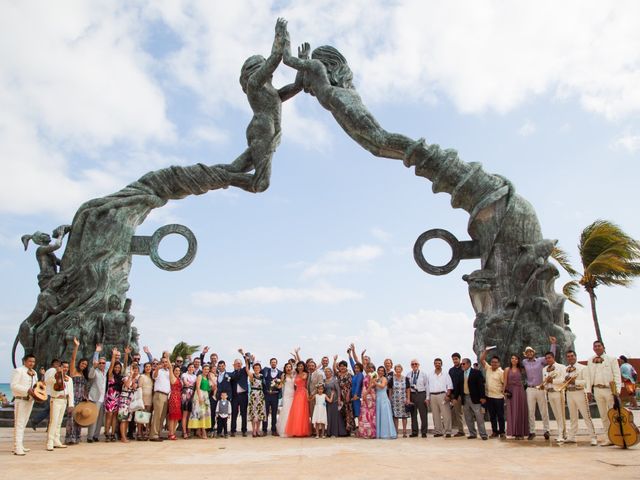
[170, 342, 200, 362]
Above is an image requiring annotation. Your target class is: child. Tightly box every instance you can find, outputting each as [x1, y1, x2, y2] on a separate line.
[216, 391, 231, 438]
[312, 384, 328, 438]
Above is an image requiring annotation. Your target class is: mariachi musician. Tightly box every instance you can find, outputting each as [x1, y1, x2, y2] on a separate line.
[45, 360, 74, 451]
[542, 351, 566, 443]
[587, 340, 622, 447]
[564, 350, 598, 446]
[10, 353, 38, 456]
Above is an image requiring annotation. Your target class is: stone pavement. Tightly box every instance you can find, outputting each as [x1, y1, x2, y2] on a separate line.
[2, 417, 639, 480]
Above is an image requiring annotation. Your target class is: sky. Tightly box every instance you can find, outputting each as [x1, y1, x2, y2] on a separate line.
[1, 0, 639, 381]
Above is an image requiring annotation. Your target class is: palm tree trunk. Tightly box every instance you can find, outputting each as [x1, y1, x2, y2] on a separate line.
[587, 287, 603, 343]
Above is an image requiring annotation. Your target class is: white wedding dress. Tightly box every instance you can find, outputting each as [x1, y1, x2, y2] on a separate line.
[276, 375, 295, 437]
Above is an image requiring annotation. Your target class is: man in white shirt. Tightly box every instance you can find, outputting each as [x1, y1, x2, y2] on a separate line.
[426, 358, 453, 437]
[542, 351, 567, 443]
[45, 361, 74, 451]
[406, 359, 429, 438]
[587, 340, 622, 446]
[150, 357, 171, 441]
[564, 350, 597, 446]
[11, 354, 38, 456]
[87, 344, 107, 442]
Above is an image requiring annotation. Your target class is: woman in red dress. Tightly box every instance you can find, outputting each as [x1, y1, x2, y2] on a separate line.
[167, 365, 183, 440]
[285, 361, 311, 437]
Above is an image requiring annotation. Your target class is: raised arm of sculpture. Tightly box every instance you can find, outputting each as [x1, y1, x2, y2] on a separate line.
[282, 25, 416, 161]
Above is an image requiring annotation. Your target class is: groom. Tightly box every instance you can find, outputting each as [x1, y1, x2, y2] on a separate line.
[262, 358, 282, 436]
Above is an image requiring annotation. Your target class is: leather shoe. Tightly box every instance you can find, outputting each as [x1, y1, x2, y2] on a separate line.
[527, 433, 536, 440]
[433, 434, 443, 437]
[481, 436, 488, 440]
[543, 431, 550, 440]
[409, 433, 418, 437]
[242, 432, 247, 437]
[467, 435, 477, 439]
[445, 434, 451, 438]
[230, 432, 236, 437]
[272, 431, 279, 436]
[453, 432, 465, 437]
[421, 433, 427, 438]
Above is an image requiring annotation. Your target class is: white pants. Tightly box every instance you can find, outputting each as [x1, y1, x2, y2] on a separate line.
[87, 401, 104, 439]
[430, 393, 452, 435]
[593, 387, 614, 434]
[47, 398, 68, 448]
[566, 389, 596, 440]
[526, 387, 549, 434]
[14, 398, 34, 453]
[546, 391, 566, 440]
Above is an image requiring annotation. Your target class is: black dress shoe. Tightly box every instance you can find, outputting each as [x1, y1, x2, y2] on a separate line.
[272, 431, 279, 436]
[409, 433, 418, 437]
[421, 433, 427, 438]
[481, 436, 488, 440]
[87, 439, 93, 443]
[433, 434, 443, 438]
[445, 434, 451, 438]
[230, 432, 236, 437]
[543, 431, 550, 440]
[467, 435, 477, 439]
[454, 432, 465, 437]
[242, 432, 247, 437]
[527, 433, 536, 440]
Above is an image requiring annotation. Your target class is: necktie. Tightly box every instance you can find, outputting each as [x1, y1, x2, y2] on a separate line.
[412, 371, 418, 385]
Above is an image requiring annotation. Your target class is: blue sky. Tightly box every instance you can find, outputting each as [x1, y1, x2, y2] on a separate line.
[1, 1, 639, 381]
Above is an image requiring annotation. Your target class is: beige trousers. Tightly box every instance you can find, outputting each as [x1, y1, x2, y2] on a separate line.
[47, 398, 68, 448]
[526, 387, 550, 434]
[593, 387, 614, 434]
[451, 399, 464, 434]
[150, 392, 168, 439]
[546, 390, 566, 440]
[430, 393, 452, 435]
[13, 398, 34, 453]
[566, 390, 596, 440]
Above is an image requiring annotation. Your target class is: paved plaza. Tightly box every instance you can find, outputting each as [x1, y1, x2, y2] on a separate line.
[2, 416, 639, 480]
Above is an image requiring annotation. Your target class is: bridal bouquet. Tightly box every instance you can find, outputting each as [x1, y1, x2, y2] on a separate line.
[270, 378, 283, 390]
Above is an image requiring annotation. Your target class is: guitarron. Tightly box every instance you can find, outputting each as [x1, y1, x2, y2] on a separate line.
[607, 381, 639, 448]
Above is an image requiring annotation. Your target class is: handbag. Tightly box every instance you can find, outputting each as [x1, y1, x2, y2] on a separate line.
[129, 388, 145, 412]
[134, 410, 151, 424]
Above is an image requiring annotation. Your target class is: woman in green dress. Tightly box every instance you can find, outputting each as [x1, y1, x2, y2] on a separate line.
[189, 364, 215, 438]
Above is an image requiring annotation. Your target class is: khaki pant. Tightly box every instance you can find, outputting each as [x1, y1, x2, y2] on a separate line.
[13, 398, 34, 454]
[150, 392, 168, 439]
[47, 398, 68, 448]
[593, 387, 614, 434]
[546, 390, 565, 440]
[526, 387, 550, 434]
[451, 399, 464, 434]
[430, 393, 451, 435]
[566, 389, 596, 441]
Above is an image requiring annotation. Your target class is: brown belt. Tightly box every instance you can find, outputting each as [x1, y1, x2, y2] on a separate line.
[15, 396, 32, 401]
[566, 386, 584, 391]
[593, 384, 609, 389]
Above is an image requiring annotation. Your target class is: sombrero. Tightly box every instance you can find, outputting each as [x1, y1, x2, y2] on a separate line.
[523, 346, 536, 354]
[73, 401, 99, 426]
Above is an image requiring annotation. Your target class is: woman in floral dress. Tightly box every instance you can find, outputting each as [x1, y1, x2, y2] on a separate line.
[117, 362, 140, 443]
[189, 364, 215, 438]
[247, 358, 267, 437]
[390, 364, 411, 437]
[335, 359, 355, 433]
[167, 365, 183, 440]
[65, 337, 89, 445]
[180, 363, 197, 439]
[358, 364, 376, 438]
[104, 348, 123, 441]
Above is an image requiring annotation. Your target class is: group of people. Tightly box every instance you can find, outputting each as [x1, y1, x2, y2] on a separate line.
[9, 336, 634, 456]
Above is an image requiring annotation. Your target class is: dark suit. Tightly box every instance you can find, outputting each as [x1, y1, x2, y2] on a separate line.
[261, 367, 282, 433]
[230, 368, 249, 434]
[453, 368, 487, 438]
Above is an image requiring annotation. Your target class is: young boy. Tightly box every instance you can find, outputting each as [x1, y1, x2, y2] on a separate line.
[216, 391, 231, 438]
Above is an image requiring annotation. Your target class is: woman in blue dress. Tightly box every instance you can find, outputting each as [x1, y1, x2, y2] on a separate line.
[374, 366, 397, 439]
[348, 349, 364, 428]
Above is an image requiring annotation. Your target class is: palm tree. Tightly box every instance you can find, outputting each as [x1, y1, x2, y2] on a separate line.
[170, 342, 200, 362]
[552, 220, 640, 343]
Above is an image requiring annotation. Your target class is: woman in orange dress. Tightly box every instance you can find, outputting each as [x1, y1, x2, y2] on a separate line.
[285, 361, 310, 437]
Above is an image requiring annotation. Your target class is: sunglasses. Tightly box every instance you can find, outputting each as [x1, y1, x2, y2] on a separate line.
[176, 360, 183, 363]
[99, 362, 106, 365]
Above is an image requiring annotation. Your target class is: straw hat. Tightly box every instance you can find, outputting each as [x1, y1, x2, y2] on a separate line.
[73, 401, 98, 426]
[523, 346, 536, 354]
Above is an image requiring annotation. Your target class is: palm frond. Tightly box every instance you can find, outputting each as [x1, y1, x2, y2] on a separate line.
[170, 342, 200, 362]
[561, 280, 583, 307]
[550, 246, 579, 277]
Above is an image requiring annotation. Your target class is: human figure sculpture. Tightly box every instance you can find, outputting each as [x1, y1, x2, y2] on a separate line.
[281, 26, 415, 161]
[99, 295, 134, 352]
[21, 225, 71, 290]
[221, 18, 303, 193]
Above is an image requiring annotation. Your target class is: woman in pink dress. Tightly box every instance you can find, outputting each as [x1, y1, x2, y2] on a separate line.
[358, 363, 376, 438]
[285, 361, 310, 437]
[503, 354, 528, 439]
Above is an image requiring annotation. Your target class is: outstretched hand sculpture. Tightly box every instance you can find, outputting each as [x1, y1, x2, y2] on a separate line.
[15, 19, 573, 368]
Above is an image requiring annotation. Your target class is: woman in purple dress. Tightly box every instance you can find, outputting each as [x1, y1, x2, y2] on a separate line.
[503, 354, 528, 439]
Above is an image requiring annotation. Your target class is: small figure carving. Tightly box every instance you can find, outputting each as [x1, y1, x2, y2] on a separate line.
[21, 225, 71, 290]
[98, 295, 134, 352]
[221, 18, 302, 193]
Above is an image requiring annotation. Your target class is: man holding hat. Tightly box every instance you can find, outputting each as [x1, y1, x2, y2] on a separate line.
[523, 336, 556, 440]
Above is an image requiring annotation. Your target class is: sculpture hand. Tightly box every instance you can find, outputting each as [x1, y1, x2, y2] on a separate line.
[298, 42, 310, 59]
[275, 17, 287, 36]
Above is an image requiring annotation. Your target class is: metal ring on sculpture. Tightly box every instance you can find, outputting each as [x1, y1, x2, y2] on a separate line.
[149, 224, 198, 271]
[413, 228, 461, 276]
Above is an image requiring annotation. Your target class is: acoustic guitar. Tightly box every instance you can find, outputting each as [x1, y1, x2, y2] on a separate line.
[607, 381, 639, 448]
[31, 381, 47, 403]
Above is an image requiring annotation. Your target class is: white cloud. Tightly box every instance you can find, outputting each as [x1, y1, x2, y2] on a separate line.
[301, 244, 383, 278]
[518, 120, 537, 137]
[191, 282, 363, 306]
[371, 227, 392, 243]
[611, 132, 640, 153]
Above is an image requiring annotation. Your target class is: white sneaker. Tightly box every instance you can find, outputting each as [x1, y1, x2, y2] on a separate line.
[556, 437, 565, 443]
[564, 438, 576, 443]
[590, 438, 598, 446]
[13, 450, 26, 456]
[23, 448, 31, 452]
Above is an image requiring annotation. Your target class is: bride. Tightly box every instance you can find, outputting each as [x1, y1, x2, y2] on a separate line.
[276, 362, 295, 436]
